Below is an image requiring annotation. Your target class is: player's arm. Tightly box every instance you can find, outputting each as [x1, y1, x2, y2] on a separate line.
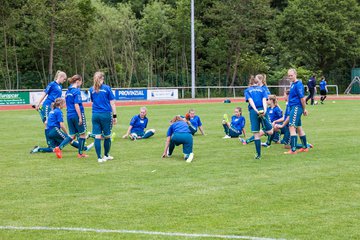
[35, 92, 47, 110]
[110, 99, 117, 124]
[75, 103, 82, 125]
[162, 136, 171, 158]
[248, 98, 259, 113]
[301, 97, 308, 116]
[198, 126, 205, 135]
[123, 125, 133, 138]
[59, 121, 69, 135]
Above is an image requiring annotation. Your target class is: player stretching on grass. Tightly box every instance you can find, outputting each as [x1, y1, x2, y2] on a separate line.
[162, 116, 194, 163]
[65, 74, 90, 158]
[122, 107, 155, 140]
[243, 74, 273, 159]
[90, 72, 117, 163]
[285, 68, 309, 154]
[186, 109, 205, 135]
[222, 107, 245, 138]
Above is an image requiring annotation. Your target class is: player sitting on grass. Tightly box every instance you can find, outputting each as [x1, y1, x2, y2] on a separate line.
[184, 109, 205, 135]
[122, 107, 155, 141]
[222, 107, 246, 139]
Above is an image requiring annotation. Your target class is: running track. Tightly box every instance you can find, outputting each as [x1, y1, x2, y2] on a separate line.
[0, 95, 359, 111]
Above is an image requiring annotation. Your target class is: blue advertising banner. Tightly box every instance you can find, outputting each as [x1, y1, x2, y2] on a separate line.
[115, 89, 147, 100]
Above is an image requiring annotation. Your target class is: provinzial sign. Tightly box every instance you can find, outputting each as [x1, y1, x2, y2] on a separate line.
[115, 89, 147, 100]
[0, 92, 30, 105]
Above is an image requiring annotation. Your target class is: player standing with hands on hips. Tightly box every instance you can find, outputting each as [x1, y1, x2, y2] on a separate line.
[285, 68, 310, 154]
[89, 72, 117, 163]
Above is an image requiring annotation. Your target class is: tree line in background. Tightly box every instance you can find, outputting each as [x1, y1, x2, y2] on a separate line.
[1, 0, 359, 91]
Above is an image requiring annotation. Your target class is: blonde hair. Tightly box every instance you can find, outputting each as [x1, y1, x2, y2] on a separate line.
[255, 74, 267, 86]
[268, 94, 278, 106]
[93, 72, 104, 92]
[68, 74, 82, 84]
[54, 70, 67, 81]
[52, 98, 65, 109]
[288, 68, 297, 76]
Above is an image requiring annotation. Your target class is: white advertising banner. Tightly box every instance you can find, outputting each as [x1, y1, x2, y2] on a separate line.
[147, 89, 178, 100]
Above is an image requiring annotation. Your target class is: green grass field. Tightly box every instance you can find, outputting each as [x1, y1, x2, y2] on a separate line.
[1, 100, 360, 240]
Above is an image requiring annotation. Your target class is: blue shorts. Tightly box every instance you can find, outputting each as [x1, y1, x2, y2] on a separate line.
[47, 127, 68, 148]
[249, 108, 272, 133]
[92, 112, 113, 137]
[170, 132, 193, 154]
[39, 104, 52, 123]
[67, 113, 87, 136]
[289, 106, 303, 127]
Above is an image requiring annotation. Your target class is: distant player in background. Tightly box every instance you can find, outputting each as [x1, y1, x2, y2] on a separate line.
[122, 107, 155, 140]
[186, 109, 205, 135]
[65, 74, 89, 158]
[306, 75, 317, 105]
[90, 71, 117, 163]
[222, 107, 246, 139]
[319, 76, 328, 104]
[243, 74, 273, 159]
[285, 68, 309, 154]
[162, 115, 194, 163]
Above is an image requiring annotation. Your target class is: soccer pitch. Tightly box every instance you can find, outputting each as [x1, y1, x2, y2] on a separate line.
[1, 100, 359, 240]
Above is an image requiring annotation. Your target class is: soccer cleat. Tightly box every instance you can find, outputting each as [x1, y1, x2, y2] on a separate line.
[85, 142, 94, 151]
[284, 150, 297, 154]
[111, 132, 116, 142]
[86, 131, 92, 139]
[308, 143, 314, 148]
[30, 146, 40, 154]
[185, 153, 194, 163]
[223, 135, 231, 139]
[103, 155, 114, 161]
[77, 153, 89, 158]
[261, 142, 270, 148]
[98, 158, 106, 163]
[54, 147, 62, 158]
[298, 148, 309, 152]
[223, 114, 229, 123]
[254, 155, 261, 160]
[239, 137, 247, 145]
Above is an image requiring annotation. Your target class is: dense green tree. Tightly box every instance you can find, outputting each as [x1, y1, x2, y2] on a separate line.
[273, 0, 360, 84]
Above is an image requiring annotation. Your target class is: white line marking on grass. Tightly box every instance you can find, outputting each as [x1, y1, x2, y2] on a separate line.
[0, 226, 285, 240]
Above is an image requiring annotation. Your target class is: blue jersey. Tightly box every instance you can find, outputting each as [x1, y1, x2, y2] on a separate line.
[268, 106, 283, 122]
[189, 115, 202, 130]
[245, 85, 268, 111]
[167, 121, 191, 137]
[288, 80, 305, 107]
[307, 77, 316, 88]
[130, 114, 148, 133]
[89, 84, 115, 113]
[261, 85, 271, 95]
[319, 80, 327, 91]
[65, 86, 84, 118]
[47, 108, 63, 130]
[231, 115, 245, 132]
[43, 81, 63, 106]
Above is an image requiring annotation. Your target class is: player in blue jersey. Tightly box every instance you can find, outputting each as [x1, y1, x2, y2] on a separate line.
[186, 109, 205, 135]
[162, 115, 194, 163]
[222, 107, 245, 138]
[30, 98, 93, 155]
[243, 74, 273, 159]
[319, 76, 328, 104]
[35, 70, 67, 123]
[306, 75, 317, 105]
[122, 107, 155, 140]
[65, 74, 89, 158]
[285, 68, 309, 154]
[89, 71, 117, 163]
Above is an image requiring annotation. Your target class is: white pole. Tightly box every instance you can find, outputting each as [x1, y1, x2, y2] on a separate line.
[191, 0, 195, 98]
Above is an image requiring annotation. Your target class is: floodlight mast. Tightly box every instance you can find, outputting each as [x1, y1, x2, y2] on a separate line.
[191, 0, 195, 98]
